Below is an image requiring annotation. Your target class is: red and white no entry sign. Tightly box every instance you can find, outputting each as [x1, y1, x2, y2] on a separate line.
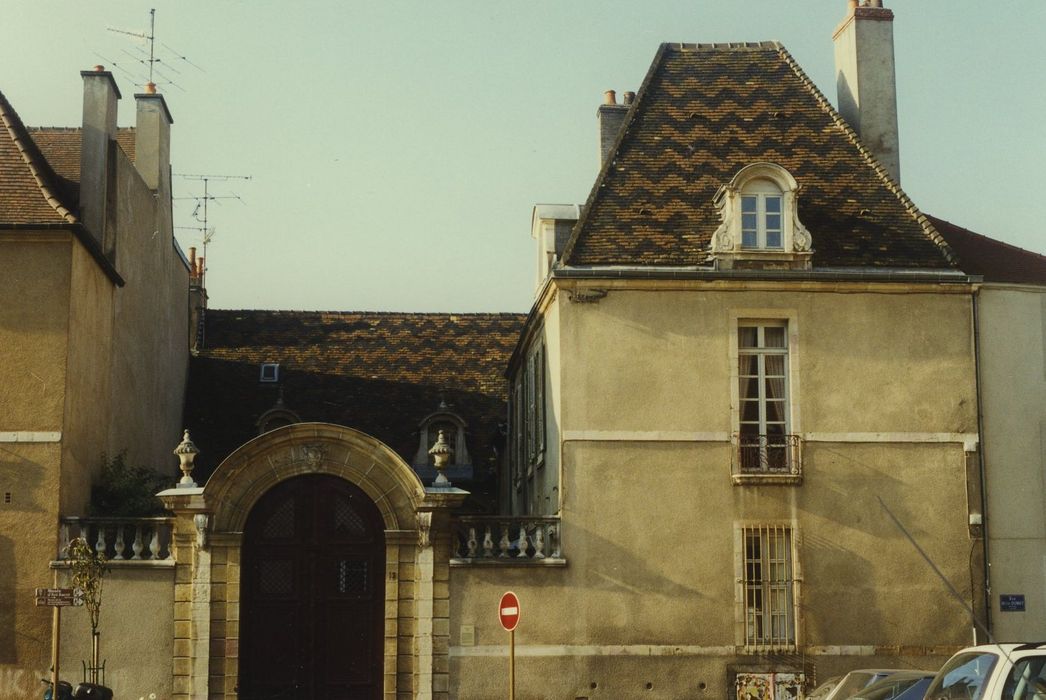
[499, 591, 520, 631]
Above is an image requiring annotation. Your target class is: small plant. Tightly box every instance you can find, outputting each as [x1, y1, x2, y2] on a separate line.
[65, 536, 108, 684]
[89, 453, 170, 517]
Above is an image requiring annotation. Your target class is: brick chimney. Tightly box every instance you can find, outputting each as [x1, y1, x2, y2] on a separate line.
[79, 67, 121, 251]
[134, 82, 173, 194]
[833, 0, 901, 183]
[598, 89, 630, 167]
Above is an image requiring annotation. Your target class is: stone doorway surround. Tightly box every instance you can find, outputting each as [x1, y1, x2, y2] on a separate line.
[159, 423, 466, 700]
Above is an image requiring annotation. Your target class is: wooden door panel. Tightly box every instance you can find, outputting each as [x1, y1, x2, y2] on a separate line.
[240, 475, 385, 699]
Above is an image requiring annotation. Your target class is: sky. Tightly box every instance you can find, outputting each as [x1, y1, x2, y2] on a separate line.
[3, 1, 1044, 312]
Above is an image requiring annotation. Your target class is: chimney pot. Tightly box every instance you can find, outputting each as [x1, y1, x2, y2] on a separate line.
[623, 91, 636, 106]
[94, 65, 105, 72]
[847, 0, 858, 9]
[603, 90, 617, 106]
[145, 81, 157, 95]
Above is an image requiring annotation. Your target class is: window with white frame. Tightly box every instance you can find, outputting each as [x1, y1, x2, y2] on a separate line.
[709, 162, 813, 270]
[738, 321, 796, 474]
[740, 179, 784, 249]
[741, 524, 796, 649]
[510, 341, 546, 514]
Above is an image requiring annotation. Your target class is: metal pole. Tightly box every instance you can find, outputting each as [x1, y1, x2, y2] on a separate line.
[509, 628, 515, 700]
[51, 570, 60, 696]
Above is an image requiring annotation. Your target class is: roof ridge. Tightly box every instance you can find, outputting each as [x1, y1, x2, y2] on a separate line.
[0, 90, 78, 224]
[773, 45, 957, 267]
[208, 308, 527, 317]
[669, 41, 783, 52]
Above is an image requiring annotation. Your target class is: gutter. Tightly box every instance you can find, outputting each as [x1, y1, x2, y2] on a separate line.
[0, 222, 125, 287]
[553, 266, 975, 284]
[971, 289, 993, 641]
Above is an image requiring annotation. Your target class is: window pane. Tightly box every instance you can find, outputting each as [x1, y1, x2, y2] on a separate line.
[742, 196, 758, 213]
[739, 327, 759, 348]
[764, 354, 786, 375]
[766, 231, 782, 249]
[738, 355, 759, 375]
[763, 327, 786, 348]
[765, 196, 782, 213]
[765, 214, 781, 231]
[741, 401, 762, 422]
[765, 377, 786, 400]
[742, 230, 757, 248]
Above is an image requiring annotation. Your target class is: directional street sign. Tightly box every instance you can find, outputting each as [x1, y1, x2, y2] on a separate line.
[34, 587, 82, 607]
[499, 591, 520, 632]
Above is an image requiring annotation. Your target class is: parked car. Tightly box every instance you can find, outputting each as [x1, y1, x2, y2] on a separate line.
[822, 670, 914, 700]
[849, 670, 936, 700]
[806, 676, 842, 700]
[924, 643, 1046, 700]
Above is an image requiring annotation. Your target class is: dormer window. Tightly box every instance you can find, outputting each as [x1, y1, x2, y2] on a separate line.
[741, 180, 783, 250]
[259, 363, 280, 383]
[710, 163, 813, 269]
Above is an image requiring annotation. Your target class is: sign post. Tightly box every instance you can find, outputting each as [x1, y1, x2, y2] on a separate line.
[35, 584, 82, 694]
[499, 591, 520, 700]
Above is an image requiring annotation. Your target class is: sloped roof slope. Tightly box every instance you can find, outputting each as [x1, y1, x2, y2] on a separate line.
[29, 127, 136, 188]
[0, 90, 77, 224]
[929, 215, 1046, 285]
[184, 310, 526, 506]
[563, 42, 954, 269]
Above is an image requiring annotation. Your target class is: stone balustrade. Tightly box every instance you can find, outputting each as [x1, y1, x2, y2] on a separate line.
[58, 517, 174, 564]
[450, 516, 565, 566]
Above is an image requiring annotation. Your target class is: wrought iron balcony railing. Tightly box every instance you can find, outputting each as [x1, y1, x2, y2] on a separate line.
[735, 434, 802, 483]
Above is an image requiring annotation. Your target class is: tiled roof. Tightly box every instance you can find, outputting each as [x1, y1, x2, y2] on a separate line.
[0, 87, 136, 225]
[29, 127, 136, 186]
[184, 310, 526, 511]
[563, 42, 955, 269]
[929, 215, 1046, 285]
[0, 90, 77, 224]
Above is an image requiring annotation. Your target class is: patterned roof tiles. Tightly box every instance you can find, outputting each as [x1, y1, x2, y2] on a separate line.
[184, 310, 526, 509]
[563, 43, 955, 270]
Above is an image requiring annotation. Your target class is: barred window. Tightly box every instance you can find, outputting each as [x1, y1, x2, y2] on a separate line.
[741, 525, 796, 649]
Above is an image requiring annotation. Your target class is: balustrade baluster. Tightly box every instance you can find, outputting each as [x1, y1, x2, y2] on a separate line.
[466, 527, 478, 558]
[516, 525, 528, 558]
[150, 528, 162, 560]
[112, 525, 126, 560]
[482, 526, 494, 558]
[549, 523, 561, 559]
[533, 525, 546, 559]
[498, 524, 511, 557]
[94, 526, 107, 558]
[58, 522, 71, 559]
[131, 525, 144, 560]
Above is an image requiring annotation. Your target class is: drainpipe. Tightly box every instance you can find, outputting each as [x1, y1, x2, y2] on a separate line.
[971, 289, 992, 641]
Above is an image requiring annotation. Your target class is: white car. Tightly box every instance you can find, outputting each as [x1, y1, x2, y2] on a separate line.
[925, 643, 1046, 700]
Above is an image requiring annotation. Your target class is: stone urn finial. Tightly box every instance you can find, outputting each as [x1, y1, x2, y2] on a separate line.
[174, 429, 200, 488]
[427, 429, 454, 487]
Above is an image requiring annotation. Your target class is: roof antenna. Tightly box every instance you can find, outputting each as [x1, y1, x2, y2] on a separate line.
[105, 9, 203, 93]
[174, 173, 253, 288]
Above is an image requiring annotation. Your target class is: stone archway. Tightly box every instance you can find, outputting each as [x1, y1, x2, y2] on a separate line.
[160, 423, 466, 700]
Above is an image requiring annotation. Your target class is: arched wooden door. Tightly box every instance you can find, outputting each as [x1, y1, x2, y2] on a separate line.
[239, 474, 385, 699]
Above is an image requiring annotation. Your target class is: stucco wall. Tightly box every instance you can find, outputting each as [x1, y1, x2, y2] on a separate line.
[57, 566, 175, 699]
[977, 285, 1046, 641]
[106, 150, 189, 475]
[455, 281, 979, 698]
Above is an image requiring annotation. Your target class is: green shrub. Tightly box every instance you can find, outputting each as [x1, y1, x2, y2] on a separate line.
[88, 453, 171, 517]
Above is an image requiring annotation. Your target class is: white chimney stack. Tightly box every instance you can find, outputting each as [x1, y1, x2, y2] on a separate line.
[833, 0, 901, 183]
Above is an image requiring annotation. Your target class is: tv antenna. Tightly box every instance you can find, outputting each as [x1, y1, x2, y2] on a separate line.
[174, 173, 252, 285]
[100, 9, 203, 92]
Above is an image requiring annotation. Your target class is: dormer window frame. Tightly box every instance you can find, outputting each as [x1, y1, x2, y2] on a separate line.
[259, 362, 280, 383]
[710, 162, 813, 270]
